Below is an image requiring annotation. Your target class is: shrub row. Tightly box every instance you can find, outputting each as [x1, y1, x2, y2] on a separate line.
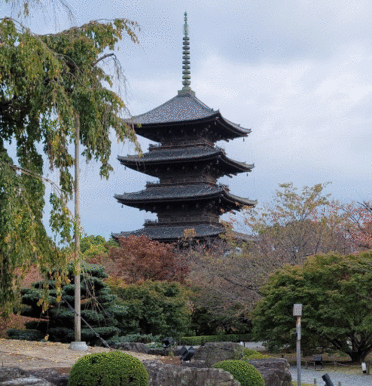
[7, 328, 43, 341]
[242, 348, 270, 360]
[69, 351, 266, 386]
[107, 333, 161, 345]
[179, 333, 251, 345]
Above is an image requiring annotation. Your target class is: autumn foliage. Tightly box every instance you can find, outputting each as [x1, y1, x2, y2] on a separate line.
[90, 235, 189, 283]
[338, 201, 372, 251]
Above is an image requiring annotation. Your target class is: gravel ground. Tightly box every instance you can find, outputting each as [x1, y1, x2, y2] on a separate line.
[289, 366, 372, 386]
[0, 338, 161, 370]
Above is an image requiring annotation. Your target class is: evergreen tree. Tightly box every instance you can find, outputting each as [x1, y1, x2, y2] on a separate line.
[11, 264, 128, 345]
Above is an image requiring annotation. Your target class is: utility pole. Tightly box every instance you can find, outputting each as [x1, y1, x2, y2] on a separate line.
[74, 113, 81, 342]
[69, 114, 87, 351]
[293, 304, 302, 386]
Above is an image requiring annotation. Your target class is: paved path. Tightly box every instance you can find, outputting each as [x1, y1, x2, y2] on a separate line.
[289, 366, 372, 386]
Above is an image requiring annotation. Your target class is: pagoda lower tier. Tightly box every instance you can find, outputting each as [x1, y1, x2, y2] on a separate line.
[114, 182, 256, 242]
[114, 223, 226, 243]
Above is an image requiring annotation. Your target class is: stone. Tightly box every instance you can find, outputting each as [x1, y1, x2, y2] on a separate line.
[147, 348, 168, 356]
[0, 367, 53, 386]
[68, 341, 88, 351]
[193, 342, 244, 367]
[143, 360, 240, 386]
[181, 360, 207, 368]
[28, 369, 68, 386]
[248, 358, 292, 386]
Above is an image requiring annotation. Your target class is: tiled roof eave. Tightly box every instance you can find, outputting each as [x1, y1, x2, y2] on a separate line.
[115, 190, 223, 205]
[132, 111, 219, 129]
[133, 112, 250, 137]
[216, 113, 251, 137]
[118, 151, 253, 173]
[223, 191, 257, 207]
[112, 223, 226, 241]
[221, 155, 254, 172]
[118, 151, 222, 166]
[115, 190, 256, 208]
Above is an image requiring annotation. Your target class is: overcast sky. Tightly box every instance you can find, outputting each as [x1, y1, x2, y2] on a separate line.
[2, 0, 372, 239]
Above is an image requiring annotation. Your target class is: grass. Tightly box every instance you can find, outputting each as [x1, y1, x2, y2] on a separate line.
[267, 349, 372, 370]
[292, 383, 313, 386]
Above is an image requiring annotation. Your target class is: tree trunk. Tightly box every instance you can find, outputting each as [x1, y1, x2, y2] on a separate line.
[347, 348, 371, 363]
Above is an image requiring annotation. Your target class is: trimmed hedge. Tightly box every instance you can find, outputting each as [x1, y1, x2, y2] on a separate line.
[68, 351, 149, 386]
[179, 334, 251, 345]
[7, 328, 43, 341]
[242, 348, 270, 360]
[107, 333, 160, 345]
[212, 360, 265, 386]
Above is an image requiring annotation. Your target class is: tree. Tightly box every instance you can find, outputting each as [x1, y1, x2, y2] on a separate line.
[186, 241, 262, 334]
[5, 0, 74, 20]
[91, 235, 189, 283]
[252, 252, 372, 362]
[242, 183, 354, 265]
[336, 201, 372, 251]
[109, 279, 191, 338]
[9, 263, 126, 345]
[80, 235, 116, 258]
[187, 183, 354, 332]
[0, 11, 140, 313]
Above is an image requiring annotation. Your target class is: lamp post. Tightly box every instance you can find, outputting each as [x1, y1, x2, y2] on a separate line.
[293, 304, 302, 386]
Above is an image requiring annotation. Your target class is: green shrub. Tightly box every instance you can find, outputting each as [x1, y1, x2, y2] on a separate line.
[107, 333, 160, 345]
[6, 328, 44, 341]
[212, 360, 265, 386]
[68, 351, 149, 386]
[112, 281, 191, 338]
[179, 333, 251, 345]
[242, 348, 270, 360]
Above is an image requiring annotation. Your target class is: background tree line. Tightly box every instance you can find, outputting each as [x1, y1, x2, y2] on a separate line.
[4, 181, 372, 361]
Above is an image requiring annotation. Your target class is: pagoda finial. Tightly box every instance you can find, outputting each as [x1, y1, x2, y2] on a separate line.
[179, 11, 194, 95]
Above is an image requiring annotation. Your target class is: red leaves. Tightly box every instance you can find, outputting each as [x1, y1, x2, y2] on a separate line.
[94, 235, 189, 284]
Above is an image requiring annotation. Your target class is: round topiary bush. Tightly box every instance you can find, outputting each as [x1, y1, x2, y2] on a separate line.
[212, 360, 265, 386]
[68, 351, 149, 386]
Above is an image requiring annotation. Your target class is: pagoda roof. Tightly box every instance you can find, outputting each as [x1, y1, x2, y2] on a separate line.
[113, 223, 225, 242]
[115, 183, 256, 208]
[127, 92, 250, 141]
[118, 146, 254, 175]
[131, 92, 215, 124]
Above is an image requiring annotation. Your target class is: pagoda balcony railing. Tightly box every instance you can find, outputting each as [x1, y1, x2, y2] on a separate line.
[148, 143, 162, 149]
[144, 219, 158, 225]
[146, 179, 217, 187]
[149, 138, 214, 150]
[144, 215, 219, 227]
[125, 154, 144, 159]
[218, 183, 229, 190]
[146, 181, 161, 187]
[157, 214, 219, 224]
[145, 181, 228, 189]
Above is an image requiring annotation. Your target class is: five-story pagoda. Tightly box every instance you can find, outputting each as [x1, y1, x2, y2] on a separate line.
[114, 13, 255, 243]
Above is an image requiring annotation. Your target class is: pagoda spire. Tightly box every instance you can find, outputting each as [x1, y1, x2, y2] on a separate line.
[179, 12, 194, 95]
